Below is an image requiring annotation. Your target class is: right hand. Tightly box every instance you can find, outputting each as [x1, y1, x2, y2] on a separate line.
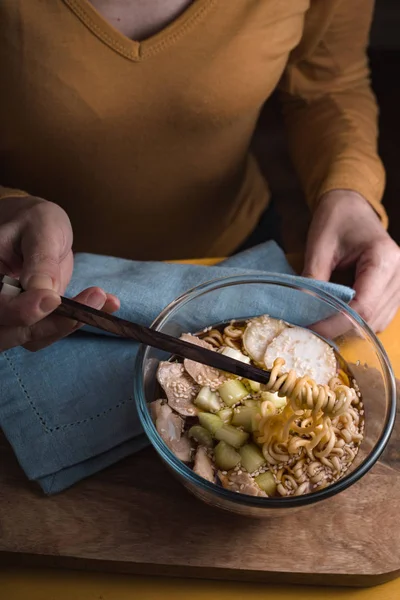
[0, 195, 120, 352]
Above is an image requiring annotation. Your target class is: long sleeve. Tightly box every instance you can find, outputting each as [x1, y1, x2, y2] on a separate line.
[279, 0, 387, 226]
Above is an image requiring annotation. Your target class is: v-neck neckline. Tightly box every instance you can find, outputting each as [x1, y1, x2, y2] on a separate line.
[62, 0, 215, 62]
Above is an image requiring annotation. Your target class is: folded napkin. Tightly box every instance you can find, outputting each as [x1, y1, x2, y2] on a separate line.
[0, 242, 355, 494]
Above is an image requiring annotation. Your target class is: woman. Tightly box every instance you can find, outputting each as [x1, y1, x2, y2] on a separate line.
[0, 0, 399, 351]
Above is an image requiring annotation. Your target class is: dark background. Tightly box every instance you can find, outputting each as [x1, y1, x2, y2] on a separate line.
[252, 0, 400, 257]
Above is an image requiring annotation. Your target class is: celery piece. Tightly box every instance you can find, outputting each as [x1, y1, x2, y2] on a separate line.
[218, 408, 233, 424]
[261, 390, 287, 410]
[214, 424, 249, 448]
[218, 379, 248, 407]
[194, 386, 221, 413]
[255, 471, 277, 495]
[242, 379, 260, 393]
[247, 380, 261, 393]
[188, 425, 214, 448]
[231, 406, 259, 432]
[239, 444, 266, 473]
[214, 441, 241, 471]
[221, 346, 251, 364]
[198, 412, 224, 435]
[244, 398, 260, 408]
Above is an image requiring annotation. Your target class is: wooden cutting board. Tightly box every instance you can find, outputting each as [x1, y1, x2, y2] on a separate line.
[0, 374, 399, 588]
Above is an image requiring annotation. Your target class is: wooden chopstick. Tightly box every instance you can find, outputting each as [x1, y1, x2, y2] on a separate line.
[0, 274, 271, 384]
[55, 296, 271, 384]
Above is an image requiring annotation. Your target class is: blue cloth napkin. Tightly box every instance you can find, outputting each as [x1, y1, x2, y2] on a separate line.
[0, 242, 354, 494]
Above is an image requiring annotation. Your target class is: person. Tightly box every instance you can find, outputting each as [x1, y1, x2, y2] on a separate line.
[0, 0, 399, 353]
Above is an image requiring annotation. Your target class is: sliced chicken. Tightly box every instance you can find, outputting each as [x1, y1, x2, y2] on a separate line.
[157, 361, 199, 416]
[150, 399, 164, 421]
[154, 402, 192, 462]
[219, 470, 267, 497]
[264, 326, 337, 385]
[193, 446, 215, 483]
[180, 333, 226, 391]
[243, 315, 287, 365]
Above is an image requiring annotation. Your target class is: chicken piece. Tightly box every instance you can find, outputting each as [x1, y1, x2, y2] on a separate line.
[218, 470, 267, 497]
[193, 446, 215, 483]
[153, 402, 192, 462]
[150, 399, 163, 422]
[181, 333, 226, 390]
[243, 315, 287, 365]
[157, 361, 199, 416]
[264, 326, 336, 385]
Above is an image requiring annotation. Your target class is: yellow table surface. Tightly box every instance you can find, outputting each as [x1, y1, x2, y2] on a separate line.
[1, 258, 400, 600]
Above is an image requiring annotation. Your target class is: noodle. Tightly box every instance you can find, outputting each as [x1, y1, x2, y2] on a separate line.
[203, 323, 245, 350]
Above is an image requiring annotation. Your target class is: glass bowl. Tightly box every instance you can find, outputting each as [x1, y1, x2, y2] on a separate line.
[134, 274, 396, 517]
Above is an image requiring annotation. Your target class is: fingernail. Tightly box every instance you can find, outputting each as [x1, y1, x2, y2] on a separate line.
[40, 292, 61, 314]
[86, 289, 106, 309]
[26, 275, 55, 291]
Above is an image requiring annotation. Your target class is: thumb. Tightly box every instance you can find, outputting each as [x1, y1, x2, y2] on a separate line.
[302, 231, 337, 283]
[19, 203, 73, 292]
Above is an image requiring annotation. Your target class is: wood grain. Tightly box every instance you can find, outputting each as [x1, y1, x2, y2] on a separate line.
[0, 376, 399, 588]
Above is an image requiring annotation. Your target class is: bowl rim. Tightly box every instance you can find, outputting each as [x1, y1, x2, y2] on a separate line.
[134, 273, 397, 508]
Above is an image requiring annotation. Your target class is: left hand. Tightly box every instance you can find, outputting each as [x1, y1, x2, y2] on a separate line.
[303, 190, 400, 332]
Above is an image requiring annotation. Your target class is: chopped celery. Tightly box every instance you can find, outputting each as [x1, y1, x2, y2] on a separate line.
[231, 406, 259, 432]
[221, 346, 251, 364]
[198, 412, 224, 435]
[218, 408, 233, 423]
[214, 424, 249, 448]
[242, 379, 261, 393]
[261, 390, 287, 410]
[247, 380, 261, 392]
[239, 444, 266, 473]
[218, 379, 248, 407]
[244, 398, 260, 408]
[255, 471, 277, 495]
[214, 441, 241, 470]
[188, 425, 214, 448]
[194, 387, 221, 413]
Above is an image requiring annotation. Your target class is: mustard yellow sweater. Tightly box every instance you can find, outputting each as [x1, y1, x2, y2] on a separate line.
[0, 0, 386, 260]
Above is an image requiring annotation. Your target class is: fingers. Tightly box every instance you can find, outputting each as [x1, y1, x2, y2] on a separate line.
[302, 224, 337, 282]
[309, 290, 399, 340]
[303, 190, 400, 334]
[350, 266, 384, 326]
[22, 287, 108, 351]
[307, 241, 400, 337]
[56, 250, 74, 295]
[23, 289, 120, 351]
[350, 290, 400, 334]
[350, 244, 400, 332]
[0, 289, 61, 328]
[0, 288, 63, 351]
[0, 197, 121, 352]
[19, 201, 73, 293]
[103, 293, 120, 313]
[302, 253, 335, 282]
[309, 312, 355, 342]
[0, 287, 120, 352]
[373, 305, 399, 335]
